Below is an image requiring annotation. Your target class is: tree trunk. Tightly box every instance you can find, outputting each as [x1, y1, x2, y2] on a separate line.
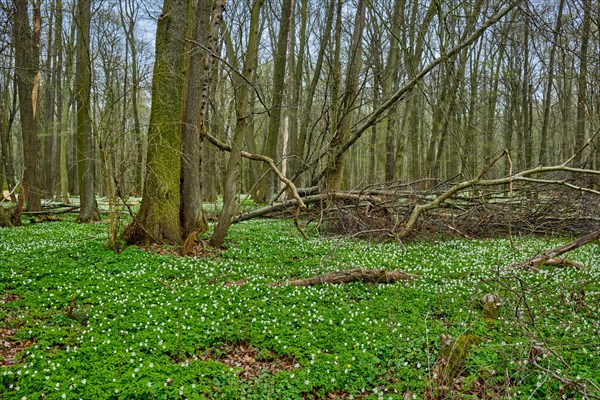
[118, 0, 145, 196]
[254, 0, 293, 203]
[59, 8, 75, 204]
[12, 0, 42, 211]
[180, 0, 225, 237]
[123, 0, 192, 245]
[521, 10, 532, 169]
[382, 0, 403, 182]
[287, 0, 306, 182]
[323, 0, 366, 190]
[574, 0, 591, 166]
[42, 0, 56, 198]
[211, 0, 264, 248]
[74, 0, 99, 222]
[539, 0, 565, 166]
[1, 74, 18, 202]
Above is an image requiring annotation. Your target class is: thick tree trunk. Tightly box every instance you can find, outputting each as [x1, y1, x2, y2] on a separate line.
[12, 0, 42, 212]
[0, 205, 21, 227]
[123, 0, 192, 245]
[1, 79, 18, 203]
[181, 0, 225, 238]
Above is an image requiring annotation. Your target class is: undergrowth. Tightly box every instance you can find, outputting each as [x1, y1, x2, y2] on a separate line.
[1, 218, 599, 399]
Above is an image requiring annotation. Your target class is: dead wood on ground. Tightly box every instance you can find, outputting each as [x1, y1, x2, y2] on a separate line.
[502, 228, 600, 272]
[276, 268, 419, 286]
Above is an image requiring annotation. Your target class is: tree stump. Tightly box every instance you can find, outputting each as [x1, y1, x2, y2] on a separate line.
[480, 293, 501, 321]
[431, 334, 479, 396]
[0, 207, 21, 227]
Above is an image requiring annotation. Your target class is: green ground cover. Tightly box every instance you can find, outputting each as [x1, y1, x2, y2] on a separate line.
[1, 218, 599, 399]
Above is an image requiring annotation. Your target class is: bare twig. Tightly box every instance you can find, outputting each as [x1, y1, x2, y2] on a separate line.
[156, 278, 176, 293]
[532, 360, 600, 399]
[240, 151, 306, 210]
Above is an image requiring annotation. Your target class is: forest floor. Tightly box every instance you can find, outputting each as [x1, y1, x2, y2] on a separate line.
[1, 214, 599, 399]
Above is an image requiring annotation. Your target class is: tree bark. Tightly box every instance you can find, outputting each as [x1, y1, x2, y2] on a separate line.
[574, 0, 591, 166]
[42, 0, 56, 198]
[254, 0, 293, 202]
[74, 0, 100, 222]
[382, 0, 403, 183]
[1, 74, 18, 202]
[180, 0, 225, 237]
[323, 0, 366, 190]
[212, 0, 264, 248]
[539, 0, 565, 166]
[123, 0, 192, 245]
[12, 0, 42, 211]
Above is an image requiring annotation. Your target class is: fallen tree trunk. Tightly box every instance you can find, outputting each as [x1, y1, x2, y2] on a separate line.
[502, 228, 600, 272]
[279, 268, 419, 286]
[21, 205, 80, 215]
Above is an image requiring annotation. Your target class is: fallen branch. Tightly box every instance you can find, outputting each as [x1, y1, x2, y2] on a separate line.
[199, 127, 306, 213]
[277, 268, 419, 286]
[0, 182, 19, 204]
[399, 153, 600, 239]
[22, 205, 79, 215]
[241, 151, 306, 210]
[502, 228, 600, 272]
[232, 192, 373, 223]
[156, 278, 176, 292]
[532, 360, 600, 399]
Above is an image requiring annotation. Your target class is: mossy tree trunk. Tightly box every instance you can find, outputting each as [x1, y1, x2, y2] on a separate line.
[123, 0, 192, 245]
[11, 0, 42, 212]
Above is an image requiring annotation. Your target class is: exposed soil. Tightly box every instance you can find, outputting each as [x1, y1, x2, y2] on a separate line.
[140, 239, 222, 259]
[197, 343, 298, 379]
[0, 293, 33, 368]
